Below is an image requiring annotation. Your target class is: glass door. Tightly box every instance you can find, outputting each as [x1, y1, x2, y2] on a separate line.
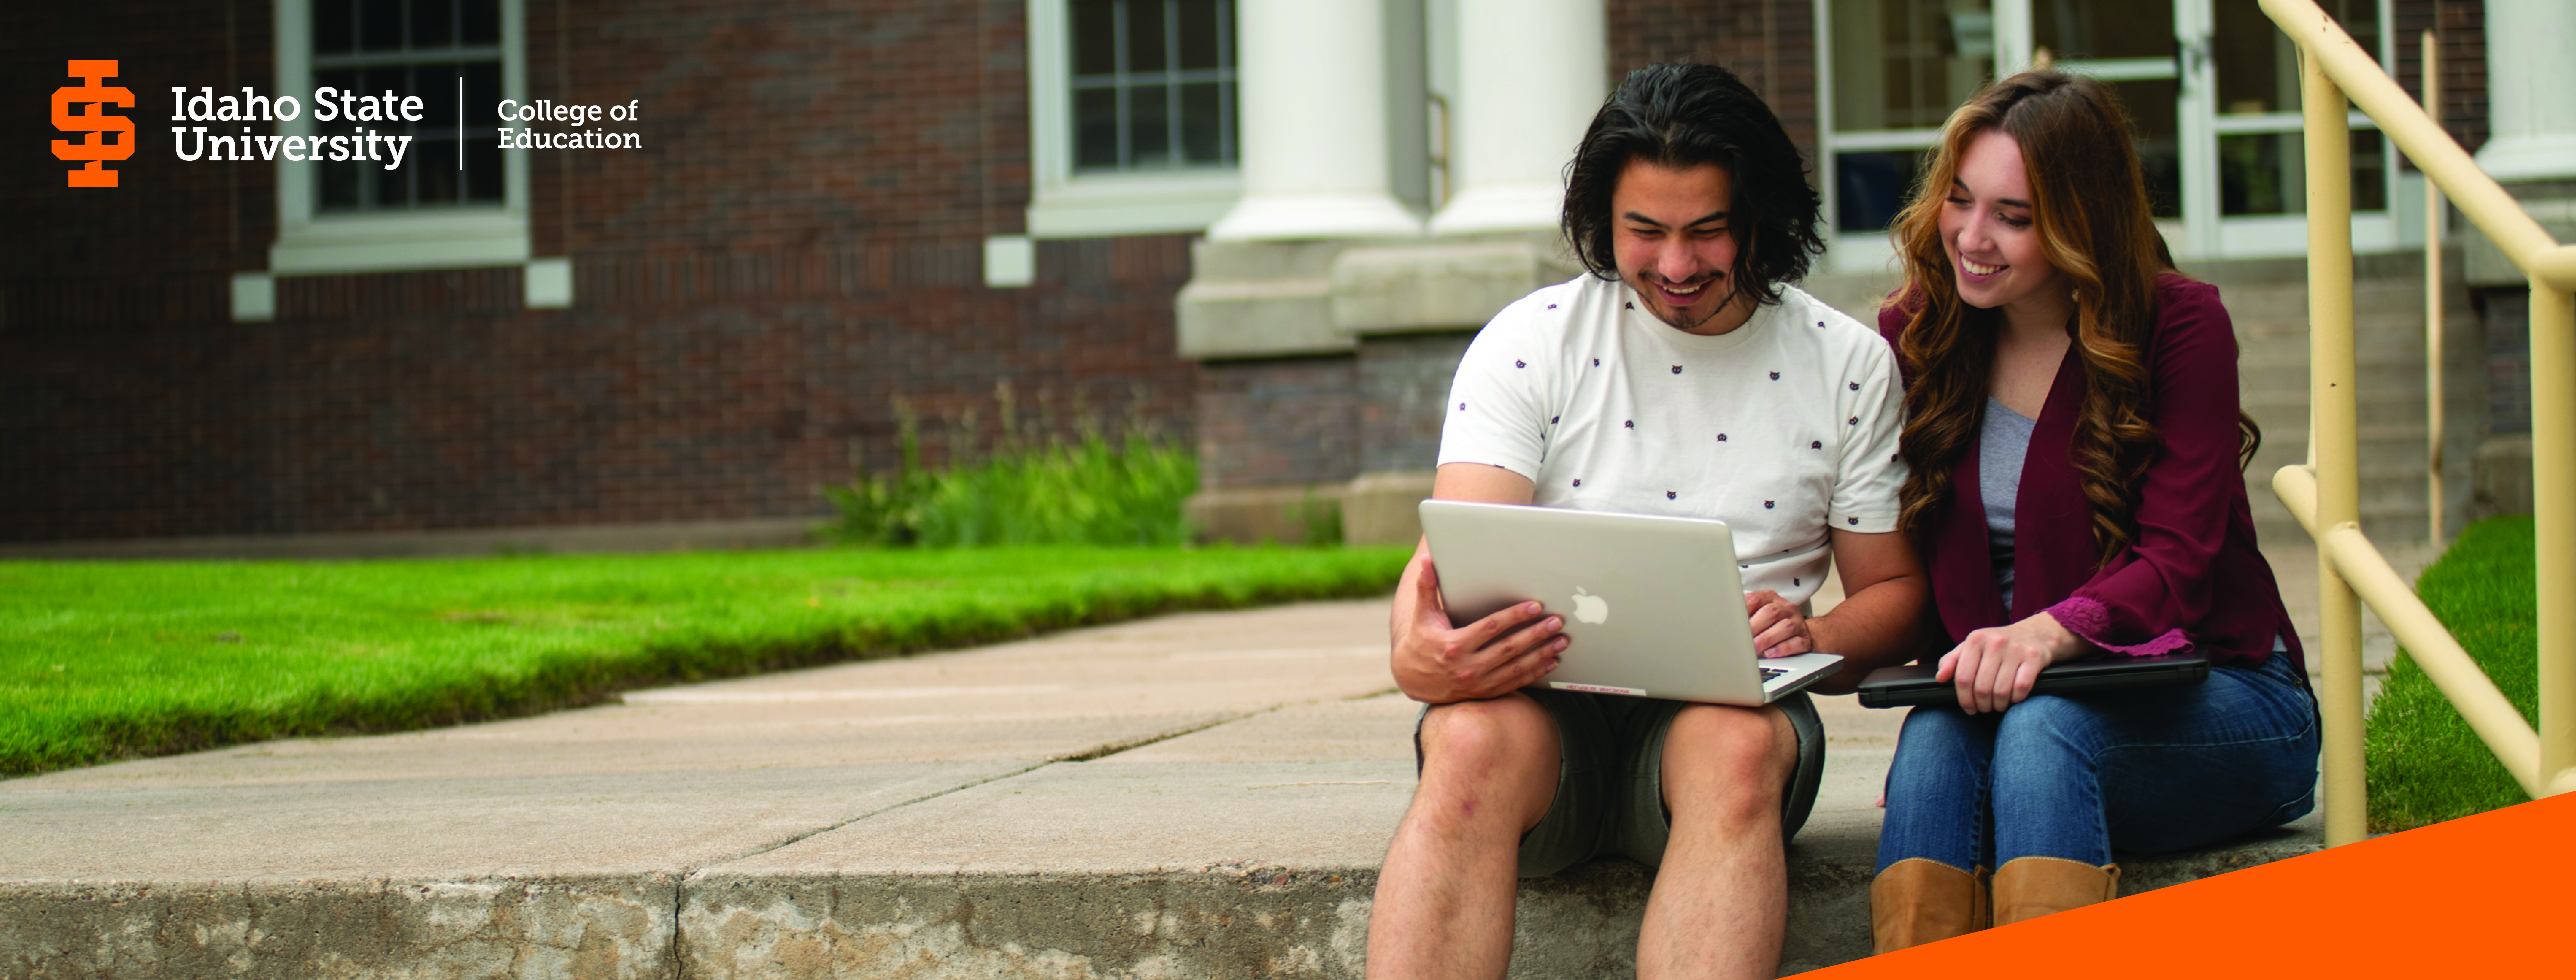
[1821, 0, 2000, 272]
[2033, 0, 2182, 221]
[2197, 0, 2396, 257]
[1819, 0, 2403, 270]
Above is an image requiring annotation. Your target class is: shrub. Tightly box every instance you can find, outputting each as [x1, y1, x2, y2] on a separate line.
[822, 403, 1197, 547]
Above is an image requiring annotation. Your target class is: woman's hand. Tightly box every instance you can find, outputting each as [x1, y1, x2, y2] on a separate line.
[1744, 590, 1813, 658]
[1934, 611, 2091, 713]
[1390, 548, 1568, 704]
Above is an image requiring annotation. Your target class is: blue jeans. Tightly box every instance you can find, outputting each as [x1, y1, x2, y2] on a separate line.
[1875, 651, 2320, 872]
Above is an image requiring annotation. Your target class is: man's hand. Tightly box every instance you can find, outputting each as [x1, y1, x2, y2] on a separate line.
[1743, 590, 1813, 658]
[1390, 548, 1567, 704]
[1933, 611, 2090, 714]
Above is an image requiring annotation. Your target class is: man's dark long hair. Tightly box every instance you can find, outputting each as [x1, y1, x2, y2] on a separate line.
[1561, 63, 1826, 306]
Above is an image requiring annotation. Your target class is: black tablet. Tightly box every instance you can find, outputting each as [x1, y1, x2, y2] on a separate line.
[1854, 653, 2211, 708]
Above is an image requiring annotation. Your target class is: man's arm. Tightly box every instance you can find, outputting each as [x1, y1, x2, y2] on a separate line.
[1801, 528, 1930, 695]
[1387, 463, 1569, 704]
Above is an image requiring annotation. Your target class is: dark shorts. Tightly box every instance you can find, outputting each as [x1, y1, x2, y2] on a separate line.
[1414, 688, 1827, 878]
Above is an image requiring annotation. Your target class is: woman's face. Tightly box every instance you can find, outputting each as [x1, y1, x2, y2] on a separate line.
[1940, 129, 2067, 318]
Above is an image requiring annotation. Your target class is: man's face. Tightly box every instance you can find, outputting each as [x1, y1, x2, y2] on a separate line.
[1609, 158, 1754, 336]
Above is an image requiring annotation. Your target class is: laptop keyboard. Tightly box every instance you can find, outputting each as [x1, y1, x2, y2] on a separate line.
[1760, 668, 1786, 682]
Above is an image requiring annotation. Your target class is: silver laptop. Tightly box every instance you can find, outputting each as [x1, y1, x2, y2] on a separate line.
[1417, 499, 1843, 705]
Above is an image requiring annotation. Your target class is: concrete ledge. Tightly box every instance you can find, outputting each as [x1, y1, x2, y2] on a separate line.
[1186, 485, 1347, 546]
[1188, 471, 1428, 548]
[0, 828, 2320, 979]
[1178, 240, 1359, 360]
[0, 603, 2329, 978]
[2462, 182, 2576, 287]
[680, 872, 1378, 979]
[1329, 234, 1581, 334]
[677, 862, 1693, 980]
[0, 876, 676, 980]
[2471, 435, 2534, 521]
[1342, 471, 1435, 546]
[0, 517, 821, 560]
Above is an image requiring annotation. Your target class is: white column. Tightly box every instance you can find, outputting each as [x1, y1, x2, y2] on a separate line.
[1207, 0, 1421, 241]
[2475, 0, 2576, 182]
[1425, 0, 1607, 235]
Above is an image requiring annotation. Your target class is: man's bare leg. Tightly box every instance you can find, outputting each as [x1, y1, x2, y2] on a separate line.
[1636, 704, 1798, 979]
[1366, 693, 1561, 980]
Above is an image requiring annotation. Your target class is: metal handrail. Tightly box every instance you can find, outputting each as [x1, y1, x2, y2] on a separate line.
[2260, 0, 2576, 847]
[2273, 466, 2542, 794]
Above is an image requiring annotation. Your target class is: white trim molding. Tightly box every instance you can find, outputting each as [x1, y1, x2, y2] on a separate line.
[523, 256, 573, 307]
[229, 273, 276, 322]
[269, 0, 532, 276]
[983, 235, 1036, 288]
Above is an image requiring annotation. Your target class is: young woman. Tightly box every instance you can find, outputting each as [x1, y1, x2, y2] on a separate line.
[1867, 71, 2320, 952]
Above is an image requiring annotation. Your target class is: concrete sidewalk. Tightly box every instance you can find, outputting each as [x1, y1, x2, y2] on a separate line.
[0, 598, 2317, 979]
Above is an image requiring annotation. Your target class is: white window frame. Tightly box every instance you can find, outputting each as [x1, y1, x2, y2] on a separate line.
[1813, 0, 2407, 270]
[1023, 0, 1240, 239]
[269, 0, 532, 276]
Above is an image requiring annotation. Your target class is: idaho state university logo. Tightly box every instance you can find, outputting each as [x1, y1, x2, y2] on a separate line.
[53, 60, 134, 188]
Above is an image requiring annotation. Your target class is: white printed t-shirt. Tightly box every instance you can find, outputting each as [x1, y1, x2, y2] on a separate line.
[1436, 274, 1907, 607]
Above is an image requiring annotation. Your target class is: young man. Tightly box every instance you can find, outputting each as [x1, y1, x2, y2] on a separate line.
[1369, 64, 1927, 979]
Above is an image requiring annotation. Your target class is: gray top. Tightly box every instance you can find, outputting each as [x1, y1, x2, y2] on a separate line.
[1974, 396, 2288, 653]
[1981, 397, 2037, 612]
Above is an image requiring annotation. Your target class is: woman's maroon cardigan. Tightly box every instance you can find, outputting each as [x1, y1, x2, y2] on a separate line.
[1877, 274, 2304, 672]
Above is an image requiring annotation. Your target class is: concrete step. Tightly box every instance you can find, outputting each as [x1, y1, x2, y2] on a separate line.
[2230, 323, 2435, 349]
[0, 600, 2327, 979]
[2229, 314, 2434, 344]
[2219, 279, 2434, 330]
[2238, 355, 2435, 399]
[2243, 399, 2437, 433]
[2244, 465, 2440, 510]
[2254, 511, 2440, 554]
[2243, 451, 2438, 486]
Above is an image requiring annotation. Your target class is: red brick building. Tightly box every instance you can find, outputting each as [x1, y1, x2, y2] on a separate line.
[7, 0, 1202, 546]
[3, 0, 2521, 550]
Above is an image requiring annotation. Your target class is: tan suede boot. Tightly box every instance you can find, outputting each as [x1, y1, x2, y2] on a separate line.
[1870, 858, 1991, 954]
[1991, 856, 2121, 926]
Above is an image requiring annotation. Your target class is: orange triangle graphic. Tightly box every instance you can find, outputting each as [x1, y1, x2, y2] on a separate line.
[1809, 791, 2576, 977]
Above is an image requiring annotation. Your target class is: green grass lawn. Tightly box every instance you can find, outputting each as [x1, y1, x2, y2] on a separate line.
[0, 545, 1410, 777]
[2365, 516, 2539, 831]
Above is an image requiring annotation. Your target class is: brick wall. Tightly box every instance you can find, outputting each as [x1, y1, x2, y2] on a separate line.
[1357, 332, 1476, 475]
[1, 0, 1197, 542]
[1608, 0, 1819, 165]
[2394, 0, 2487, 159]
[1193, 356, 1359, 492]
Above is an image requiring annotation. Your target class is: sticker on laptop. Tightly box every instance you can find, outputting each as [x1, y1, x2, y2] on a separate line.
[1547, 681, 1647, 697]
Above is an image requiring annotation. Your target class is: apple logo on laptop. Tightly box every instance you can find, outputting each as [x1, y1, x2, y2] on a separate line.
[1571, 587, 1610, 624]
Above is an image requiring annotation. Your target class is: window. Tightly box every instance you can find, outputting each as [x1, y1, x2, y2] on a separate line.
[267, 0, 531, 277]
[1824, 0, 1994, 234]
[2210, 0, 2386, 217]
[1025, 0, 1241, 239]
[1816, 0, 2405, 267]
[311, 0, 505, 212]
[2033, 0, 2180, 218]
[1068, 0, 1237, 172]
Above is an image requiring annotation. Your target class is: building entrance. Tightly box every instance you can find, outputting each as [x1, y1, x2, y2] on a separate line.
[1819, 0, 2405, 269]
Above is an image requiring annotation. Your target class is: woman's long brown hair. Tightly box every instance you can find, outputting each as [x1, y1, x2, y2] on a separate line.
[1889, 71, 2259, 565]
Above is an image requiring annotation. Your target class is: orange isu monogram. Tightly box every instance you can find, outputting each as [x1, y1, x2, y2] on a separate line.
[53, 60, 134, 188]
